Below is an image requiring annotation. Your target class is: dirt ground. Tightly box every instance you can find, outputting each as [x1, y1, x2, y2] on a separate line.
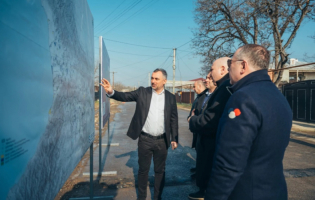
[54, 99, 122, 200]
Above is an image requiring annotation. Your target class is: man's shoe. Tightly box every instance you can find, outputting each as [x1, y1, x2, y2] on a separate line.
[188, 190, 205, 200]
[190, 167, 196, 173]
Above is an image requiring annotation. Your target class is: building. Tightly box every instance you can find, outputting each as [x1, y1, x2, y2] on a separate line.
[269, 58, 315, 84]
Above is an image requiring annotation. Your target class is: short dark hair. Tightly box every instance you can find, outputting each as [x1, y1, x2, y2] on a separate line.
[153, 68, 167, 79]
[237, 44, 270, 69]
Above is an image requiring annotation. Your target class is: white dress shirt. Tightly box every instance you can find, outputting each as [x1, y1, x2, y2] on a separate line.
[142, 89, 165, 136]
[107, 89, 165, 136]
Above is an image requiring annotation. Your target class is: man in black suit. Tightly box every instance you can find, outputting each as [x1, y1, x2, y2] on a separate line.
[188, 57, 231, 200]
[100, 68, 178, 200]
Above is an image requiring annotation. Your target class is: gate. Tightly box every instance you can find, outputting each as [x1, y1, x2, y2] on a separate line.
[283, 80, 315, 123]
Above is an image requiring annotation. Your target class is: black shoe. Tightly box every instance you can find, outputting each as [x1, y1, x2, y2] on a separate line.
[190, 167, 196, 173]
[188, 190, 205, 200]
[190, 173, 196, 179]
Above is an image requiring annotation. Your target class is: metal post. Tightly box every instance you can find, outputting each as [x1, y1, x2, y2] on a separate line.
[108, 116, 110, 145]
[172, 48, 176, 94]
[90, 144, 93, 199]
[99, 64, 102, 175]
[296, 70, 299, 82]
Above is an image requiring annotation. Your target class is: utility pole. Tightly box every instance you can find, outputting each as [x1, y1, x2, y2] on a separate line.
[172, 48, 176, 94]
[111, 72, 116, 89]
[148, 72, 151, 87]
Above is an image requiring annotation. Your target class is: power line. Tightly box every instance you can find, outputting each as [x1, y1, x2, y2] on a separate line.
[94, 0, 127, 30]
[176, 40, 191, 49]
[107, 49, 169, 57]
[177, 49, 193, 53]
[104, 0, 158, 34]
[113, 50, 171, 69]
[96, 0, 142, 34]
[158, 52, 173, 68]
[98, 37, 172, 49]
[178, 55, 197, 74]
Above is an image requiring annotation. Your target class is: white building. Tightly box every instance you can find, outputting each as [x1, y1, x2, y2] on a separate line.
[269, 58, 315, 84]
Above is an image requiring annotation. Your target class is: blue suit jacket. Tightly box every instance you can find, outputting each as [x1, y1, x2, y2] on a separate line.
[206, 70, 292, 200]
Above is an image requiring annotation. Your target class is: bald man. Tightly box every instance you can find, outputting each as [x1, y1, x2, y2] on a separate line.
[188, 57, 231, 200]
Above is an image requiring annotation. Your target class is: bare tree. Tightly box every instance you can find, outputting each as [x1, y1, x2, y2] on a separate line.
[192, 0, 314, 86]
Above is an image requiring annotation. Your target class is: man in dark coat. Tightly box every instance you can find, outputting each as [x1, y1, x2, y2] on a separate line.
[100, 68, 178, 200]
[188, 57, 231, 200]
[206, 44, 292, 200]
[188, 80, 207, 150]
[187, 80, 208, 176]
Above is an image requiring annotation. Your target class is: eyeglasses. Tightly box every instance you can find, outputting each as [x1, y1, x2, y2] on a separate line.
[227, 59, 244, 68]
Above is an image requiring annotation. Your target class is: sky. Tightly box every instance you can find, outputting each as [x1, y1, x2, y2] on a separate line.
[87, 0, 315, 87]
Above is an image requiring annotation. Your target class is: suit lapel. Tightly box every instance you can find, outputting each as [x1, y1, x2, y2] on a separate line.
[164, 90, 168, 124]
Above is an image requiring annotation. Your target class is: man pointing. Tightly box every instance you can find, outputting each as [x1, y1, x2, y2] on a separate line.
[100, 68, 178, 200]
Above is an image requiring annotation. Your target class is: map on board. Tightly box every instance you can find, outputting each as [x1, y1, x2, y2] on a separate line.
[0, 0, 95, 199]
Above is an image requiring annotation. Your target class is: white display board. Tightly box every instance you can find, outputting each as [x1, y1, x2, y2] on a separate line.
[99, 36, 111, 127]
[0, 0, 94, 199]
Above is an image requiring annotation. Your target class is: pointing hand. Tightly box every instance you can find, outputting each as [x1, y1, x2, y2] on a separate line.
[99, 78, 113, 94]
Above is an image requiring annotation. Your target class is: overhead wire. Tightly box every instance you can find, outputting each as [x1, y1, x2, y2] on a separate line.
[104, 0, 158, 34]
[178, 55, 197, 74]
[113, 50, 172, 69]
[158, 52, 173, 68]
[107, 49, 169, 57]
[96, 0, 142, 34]
[176, 40, 191, 49]
[98, 38, 172, 49]
[94, 0, 127, 30]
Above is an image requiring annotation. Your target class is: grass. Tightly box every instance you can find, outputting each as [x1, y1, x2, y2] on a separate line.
[177, 102, 192, 110]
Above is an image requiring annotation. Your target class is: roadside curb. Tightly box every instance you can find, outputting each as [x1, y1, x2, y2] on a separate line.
[177, 107, 191, 111]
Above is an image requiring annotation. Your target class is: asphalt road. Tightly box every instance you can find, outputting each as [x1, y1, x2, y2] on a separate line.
[87, 102, 315, 200]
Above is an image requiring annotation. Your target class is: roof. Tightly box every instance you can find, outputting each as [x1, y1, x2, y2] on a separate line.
[189, 77, 204, 81]
[165, 80, 195, 87]
[269, 60, 315, 71]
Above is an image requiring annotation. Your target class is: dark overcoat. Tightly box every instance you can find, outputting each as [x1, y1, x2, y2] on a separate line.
[206, 70, 292, 200]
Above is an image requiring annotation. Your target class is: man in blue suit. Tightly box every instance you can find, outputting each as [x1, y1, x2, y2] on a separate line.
[206, 44, 292, 200]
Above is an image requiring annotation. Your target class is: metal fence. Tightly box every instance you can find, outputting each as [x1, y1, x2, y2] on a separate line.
[175, 91, 196, 104]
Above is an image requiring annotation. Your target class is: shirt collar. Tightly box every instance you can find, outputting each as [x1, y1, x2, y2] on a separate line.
[152, 88, 165, 95]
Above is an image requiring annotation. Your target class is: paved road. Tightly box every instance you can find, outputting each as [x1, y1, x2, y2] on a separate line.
[86, 102, 315, 200]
